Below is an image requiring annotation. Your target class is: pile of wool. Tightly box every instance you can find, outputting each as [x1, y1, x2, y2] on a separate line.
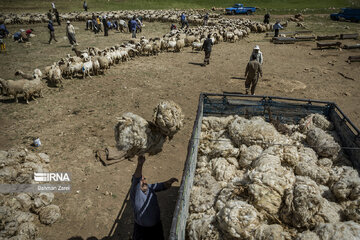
[280, 176, 341, 229]
[299, 113, 334, 133]
[254, 224, 291, 240]
[0, 149, 60, 240]
[313, 221, 360, 239]
[306, 127, 341, 159]
[152, 100, 184, 138]
[114, 112, 166, 158]
[329, 166, 360, 201]
[216, 200, 262, 239]
[228, 116, 289, 148]
[294, 147, 331, 185]
[187, 212, 220, 240]
[247, 147, 296, 217]
[190, 172, 222, 214]
[187, 113, 360, 240]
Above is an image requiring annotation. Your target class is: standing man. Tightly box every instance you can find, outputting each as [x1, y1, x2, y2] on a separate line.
[263, 12, 270, 24]
[66, 21, 78, 46]
[130, 16, 138, 38]
[249, 45, 263, 65]
[48, 20, 57, 44]
[244, 60, 262, 95]
[180, 13, 189, 29]
[130, 156, 178, 240]
[203, 12, 209, 26]
[201, 34, 213, 66]
[102, 16, 108, 36]
[273, 21, 283, 37]
[54, 9, 61, 25]
[83, 1, 88, 11]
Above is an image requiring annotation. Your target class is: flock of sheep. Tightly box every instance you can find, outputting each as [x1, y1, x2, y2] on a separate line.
[0, 10, 271, 104]
[187, 113, 360, 239]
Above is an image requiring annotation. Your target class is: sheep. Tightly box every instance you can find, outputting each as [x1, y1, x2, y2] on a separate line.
[14, 70, 36, 80]
[95, 56, 111, 74]
[91, 57, 100, 76]
[82, 57, 93, 79]
[192, 41, 203, 51]
[48, 65, 63, 87]
[141, 44, 153, 56]
[175, 38, 185, 52]
[23, 76, 44, 103]
[167, 38, 177, 52]
[0, 78, 29, 103]
[67, 61, 83, 79]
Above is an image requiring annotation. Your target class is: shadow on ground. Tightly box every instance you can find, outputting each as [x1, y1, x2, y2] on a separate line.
[68, 186, 179, 240]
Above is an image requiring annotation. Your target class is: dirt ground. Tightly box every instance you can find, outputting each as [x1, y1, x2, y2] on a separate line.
[0, 15, 360, 240]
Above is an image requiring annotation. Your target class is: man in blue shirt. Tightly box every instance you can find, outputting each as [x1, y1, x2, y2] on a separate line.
[0, 23, 9, 38]
[47, 20, 57, 44]
[273, 21, 283, 37]
[130, 16, 139, 38]
[130, 155, 178, 240]
[180, 13, 189, 29]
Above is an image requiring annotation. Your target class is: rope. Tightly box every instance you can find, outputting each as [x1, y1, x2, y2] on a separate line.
[192, 137, 360, 150]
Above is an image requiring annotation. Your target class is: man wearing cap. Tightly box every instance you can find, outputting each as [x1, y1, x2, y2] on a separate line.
[47, 20, 57, 44]
[66, 21, 78, 46]
[245, 59, 263, 95]
[131, 155, 178, 240]
[273, 21, 283, 37]
[250, 45, 263, 65]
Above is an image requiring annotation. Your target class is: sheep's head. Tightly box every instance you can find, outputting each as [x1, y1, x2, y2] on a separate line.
[14, 70, 23, 76]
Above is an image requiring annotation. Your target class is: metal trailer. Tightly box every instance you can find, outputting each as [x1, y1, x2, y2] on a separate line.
[169, 92, 360, 240]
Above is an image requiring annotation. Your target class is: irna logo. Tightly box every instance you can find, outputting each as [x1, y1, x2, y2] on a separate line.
[34, 172, 71, 182]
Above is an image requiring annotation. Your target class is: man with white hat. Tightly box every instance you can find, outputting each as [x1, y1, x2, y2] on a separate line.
[66, 20, 78, 46]
[250, 45, 263, 65]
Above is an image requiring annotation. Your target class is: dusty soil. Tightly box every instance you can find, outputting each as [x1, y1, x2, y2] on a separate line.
[0, 15, 359, 240]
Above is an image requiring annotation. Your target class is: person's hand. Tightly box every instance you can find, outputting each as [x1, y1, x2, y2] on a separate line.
[164, 177, 178, 189]
[137, 155, 146, 165]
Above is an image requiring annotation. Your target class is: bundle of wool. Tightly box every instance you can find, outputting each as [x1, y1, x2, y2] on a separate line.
[330, 166, 360, 201]
[228, 116, 288, 148]
[217, 200, 261, 239]
[153, 100, 184, 138]
[306, 127, 340, 158]
[248, 148, 295, 216]
[202, 115, 234, 132]
[343, 200, 360, 223]
[210, 157, 239, 181]
[295, 231, 320, 240]
[238, 144, 263, 168]
[254, 224, 292, 240]
[187, 212, 220, 240]
[280, 176, 341, 229]
[299, 113, 334, 133]
[314, 221, 360, 240]
[114, 112, 166, 158]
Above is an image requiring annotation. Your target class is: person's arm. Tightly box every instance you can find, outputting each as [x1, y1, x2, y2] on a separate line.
[259, 64, 263, 77]
[134, 155, 145, 178]
[245, 63, 249, 77]
[149, 178, 178, 192]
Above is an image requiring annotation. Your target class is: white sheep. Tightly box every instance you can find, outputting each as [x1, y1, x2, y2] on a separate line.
[82, 57, 93, 79]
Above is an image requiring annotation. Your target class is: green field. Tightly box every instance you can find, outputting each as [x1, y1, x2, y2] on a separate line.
[0, 0, 359, 14]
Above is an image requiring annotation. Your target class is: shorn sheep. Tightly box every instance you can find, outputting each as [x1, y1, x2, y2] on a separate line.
[187, 113, 360, 240]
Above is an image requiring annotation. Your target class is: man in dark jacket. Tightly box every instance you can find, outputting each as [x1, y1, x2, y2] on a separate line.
[131, 156, 178, 240]
[264, 12, 270, 24]
[201, 34, 213, 66]
[102, 16, 108, 36]
[47, 10, 53, 21]
[244, 60, 263, 95]
[54, 9, 61, 26]
[47, 20, 57, 44]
